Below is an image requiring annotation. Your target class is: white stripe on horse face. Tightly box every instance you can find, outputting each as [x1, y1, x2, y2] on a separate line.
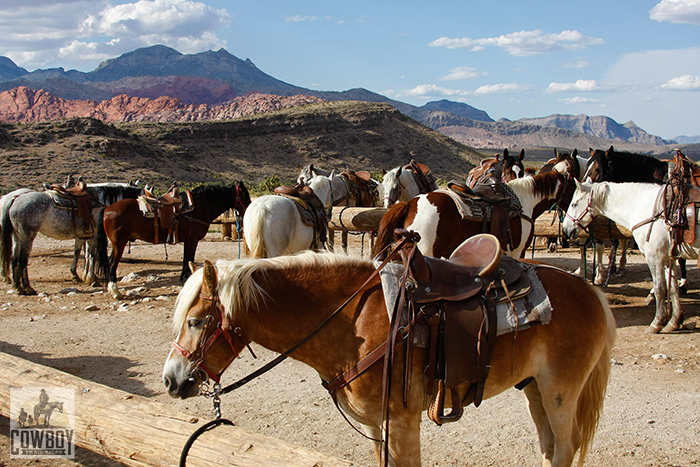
[404, 195, 439, 257]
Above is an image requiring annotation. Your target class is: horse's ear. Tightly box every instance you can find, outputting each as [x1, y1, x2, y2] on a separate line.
[589, 148, 595, 156]
[189, 261, 198, 274]
[572, 148, 578, 158]
[396, 166, 402, 176]
[574, 178, 582, 190]
[607, 146, 614, 155]
[518, 149, 525, 161]
[202, 260, 217, 293]
[329, 170, 336, 178]
[502, 148, 508, 158]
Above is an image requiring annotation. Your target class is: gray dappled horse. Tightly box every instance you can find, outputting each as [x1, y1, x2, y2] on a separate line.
[0, 184, 143, 295]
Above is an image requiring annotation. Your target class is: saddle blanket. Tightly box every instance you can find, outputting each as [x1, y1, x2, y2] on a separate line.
[375, 261, 552, 336]
[439, 186, 523, 222]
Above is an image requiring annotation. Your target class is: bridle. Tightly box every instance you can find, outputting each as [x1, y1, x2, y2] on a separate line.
[382, 172, 405, 206]
[564, 190, 596, 231]
[172, 293, 250, 386]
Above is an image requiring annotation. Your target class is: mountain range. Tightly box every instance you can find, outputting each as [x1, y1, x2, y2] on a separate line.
[1, 45, 698, 157]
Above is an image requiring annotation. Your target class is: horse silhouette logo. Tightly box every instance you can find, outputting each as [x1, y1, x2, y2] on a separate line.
[10, 387, 75, 459]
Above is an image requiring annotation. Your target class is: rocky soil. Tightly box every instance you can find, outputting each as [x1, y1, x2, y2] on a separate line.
[0, 233, 699, 466]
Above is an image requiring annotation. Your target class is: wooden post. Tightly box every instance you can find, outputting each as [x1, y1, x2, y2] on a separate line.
[328, 207, 387, 232]
[533, 211, 632, 240]
[0, 352, 352, 467]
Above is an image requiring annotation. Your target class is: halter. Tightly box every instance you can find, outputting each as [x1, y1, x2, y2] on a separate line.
[172, 293, 248, 385]
[232, 185, 248, 216]
[564, 190, 596, 231]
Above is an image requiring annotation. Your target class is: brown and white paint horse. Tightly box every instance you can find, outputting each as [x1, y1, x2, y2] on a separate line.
[164, 254, 615, 466]
[372, 166, 576, 260]
[466, 148, 526, 187]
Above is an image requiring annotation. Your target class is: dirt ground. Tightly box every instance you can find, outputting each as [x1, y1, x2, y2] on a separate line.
[1, 231, 699, 467]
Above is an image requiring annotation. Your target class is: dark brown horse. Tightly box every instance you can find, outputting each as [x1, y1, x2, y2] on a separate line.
[372, 167, 576, 260]
[96, 182, 251, 298]
[466, 149, 525, 187]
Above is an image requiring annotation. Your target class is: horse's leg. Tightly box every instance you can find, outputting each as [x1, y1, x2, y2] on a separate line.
[607, 239, 619, 274]
[647, 255, 670, 333]
[663, 262, 684, 332]
[535, 380, 583, 467]
[341, 230, 349, 253]
[70, 239, 83, 283]
[523, 381, 555, 467]
[180, 238, 199, 283]
[107, 240, 127, 299]
[593, 241, 605, 285]
[678, 258, 687, 294]
[12, 239, 36, 295]
[573, 246, 585, 277]
[84, 240, 101, 287]
[619, 239, 628, 272]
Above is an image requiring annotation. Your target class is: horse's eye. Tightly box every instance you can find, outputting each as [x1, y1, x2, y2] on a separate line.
[187, 318, 202, 329]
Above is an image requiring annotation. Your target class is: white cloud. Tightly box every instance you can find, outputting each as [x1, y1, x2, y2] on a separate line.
[0, 0, 229, 70]
[650, 0, 700, 25]
[660, 74, 700, 90]
[546, 79, 601, 93]
[558, 97, 598, 104]
[564, 58, 590, 69]
[473, 83, 530, 95]
[439, 66, 486, 81]
[384, 84, 473, 99]
[284, 15, 317, 22]
[429, 29, 604, 57]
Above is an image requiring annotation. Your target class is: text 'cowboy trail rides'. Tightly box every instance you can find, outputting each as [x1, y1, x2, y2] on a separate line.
[9, 387, 75, 459]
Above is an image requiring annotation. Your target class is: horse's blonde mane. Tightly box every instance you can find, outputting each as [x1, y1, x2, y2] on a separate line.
[172, 251, 371, 332]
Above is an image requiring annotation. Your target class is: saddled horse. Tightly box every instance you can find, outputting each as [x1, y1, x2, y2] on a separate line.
[563, 180, 697, 333]
[382, 161, 438, 208]
[0, 183, 144, 295]
[298, 165, 384, 250]
[33, 401, 63, 426]
[96, 182, 251, 299]
[243, 174, 333, 258]
[372, 165, 576, 260]
[466, 148, 526, 186]
[583, 147, 695, 291]
[163, 243, 615, 466]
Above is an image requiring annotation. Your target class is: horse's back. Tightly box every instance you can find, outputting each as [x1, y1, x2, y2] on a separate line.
[243, 196, 314, 258]
[484, 265, 614, 398]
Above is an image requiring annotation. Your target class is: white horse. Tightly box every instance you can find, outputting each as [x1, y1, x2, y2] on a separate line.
[382, 163, 438, 208]
[563, 180, 695, 333]
[243, 174, 333, 258]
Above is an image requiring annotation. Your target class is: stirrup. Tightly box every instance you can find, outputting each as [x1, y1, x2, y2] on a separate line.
[427, 380, 463, 425]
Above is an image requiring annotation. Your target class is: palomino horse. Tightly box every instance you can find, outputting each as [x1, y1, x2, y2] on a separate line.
[563, 180, 697, 333]
[243, 174, 333, 258]
[163, 250, 615, 466]
[372, 167, 576, 260]
[466, 148, 525, 186]
[96, 182, 251, 298]
[382, 161, 438, 207]
[0, 183, 144, 295]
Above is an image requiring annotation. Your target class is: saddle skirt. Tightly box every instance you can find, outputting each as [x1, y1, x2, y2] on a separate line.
[376, 257, 552, 337]
[46, 189, 100, 235]
[440, 185, 523, 222]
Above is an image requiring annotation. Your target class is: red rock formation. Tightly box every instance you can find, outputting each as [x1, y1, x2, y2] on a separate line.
[0, 86, 325, 123]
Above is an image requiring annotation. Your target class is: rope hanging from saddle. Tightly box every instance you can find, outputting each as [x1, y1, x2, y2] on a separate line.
[662, 150, 698, 258]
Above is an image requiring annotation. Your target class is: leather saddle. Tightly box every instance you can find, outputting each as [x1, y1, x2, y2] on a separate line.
[392, 229, 531, 425]
[447, 180, 521, 251]
[139, 183, 192, 244]
[340, 170, 378, 207]
[274, 184, 328, 248]
[663, 150, 700, 252]
[46, 180, 95, 234]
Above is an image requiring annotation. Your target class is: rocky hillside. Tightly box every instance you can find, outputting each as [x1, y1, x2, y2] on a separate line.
[0, 101, 481, 194]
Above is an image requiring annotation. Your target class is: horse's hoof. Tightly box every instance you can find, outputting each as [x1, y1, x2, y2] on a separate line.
[72, 277, 83, 284]
[90, 281, 101, 288]
[18, 287, 37, 296]
[646, 324, 663, 334]
[662, 323, 681, 333]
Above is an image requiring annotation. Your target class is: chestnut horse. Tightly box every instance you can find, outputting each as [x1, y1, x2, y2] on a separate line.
[96, 182, 251, 298]
[163, 252, 615, 466]
[466, 148, 526, 186]
[372, 167, 576, 260]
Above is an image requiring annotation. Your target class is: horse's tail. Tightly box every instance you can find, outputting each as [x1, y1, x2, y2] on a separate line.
[95, 208, 110, 281]
[371, 201, 410, 259]
[576, 286, 616, 466]
[0, 195, 16, 281]
[243, 207, 267, 258]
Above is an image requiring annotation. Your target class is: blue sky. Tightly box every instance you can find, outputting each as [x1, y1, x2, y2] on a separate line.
[0, 0, 699, 140]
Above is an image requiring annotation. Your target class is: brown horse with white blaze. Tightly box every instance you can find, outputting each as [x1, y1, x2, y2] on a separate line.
[163, 252, 615, 466]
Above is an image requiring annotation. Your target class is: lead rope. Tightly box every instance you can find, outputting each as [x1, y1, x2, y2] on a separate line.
[179, 385, 234, 467]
